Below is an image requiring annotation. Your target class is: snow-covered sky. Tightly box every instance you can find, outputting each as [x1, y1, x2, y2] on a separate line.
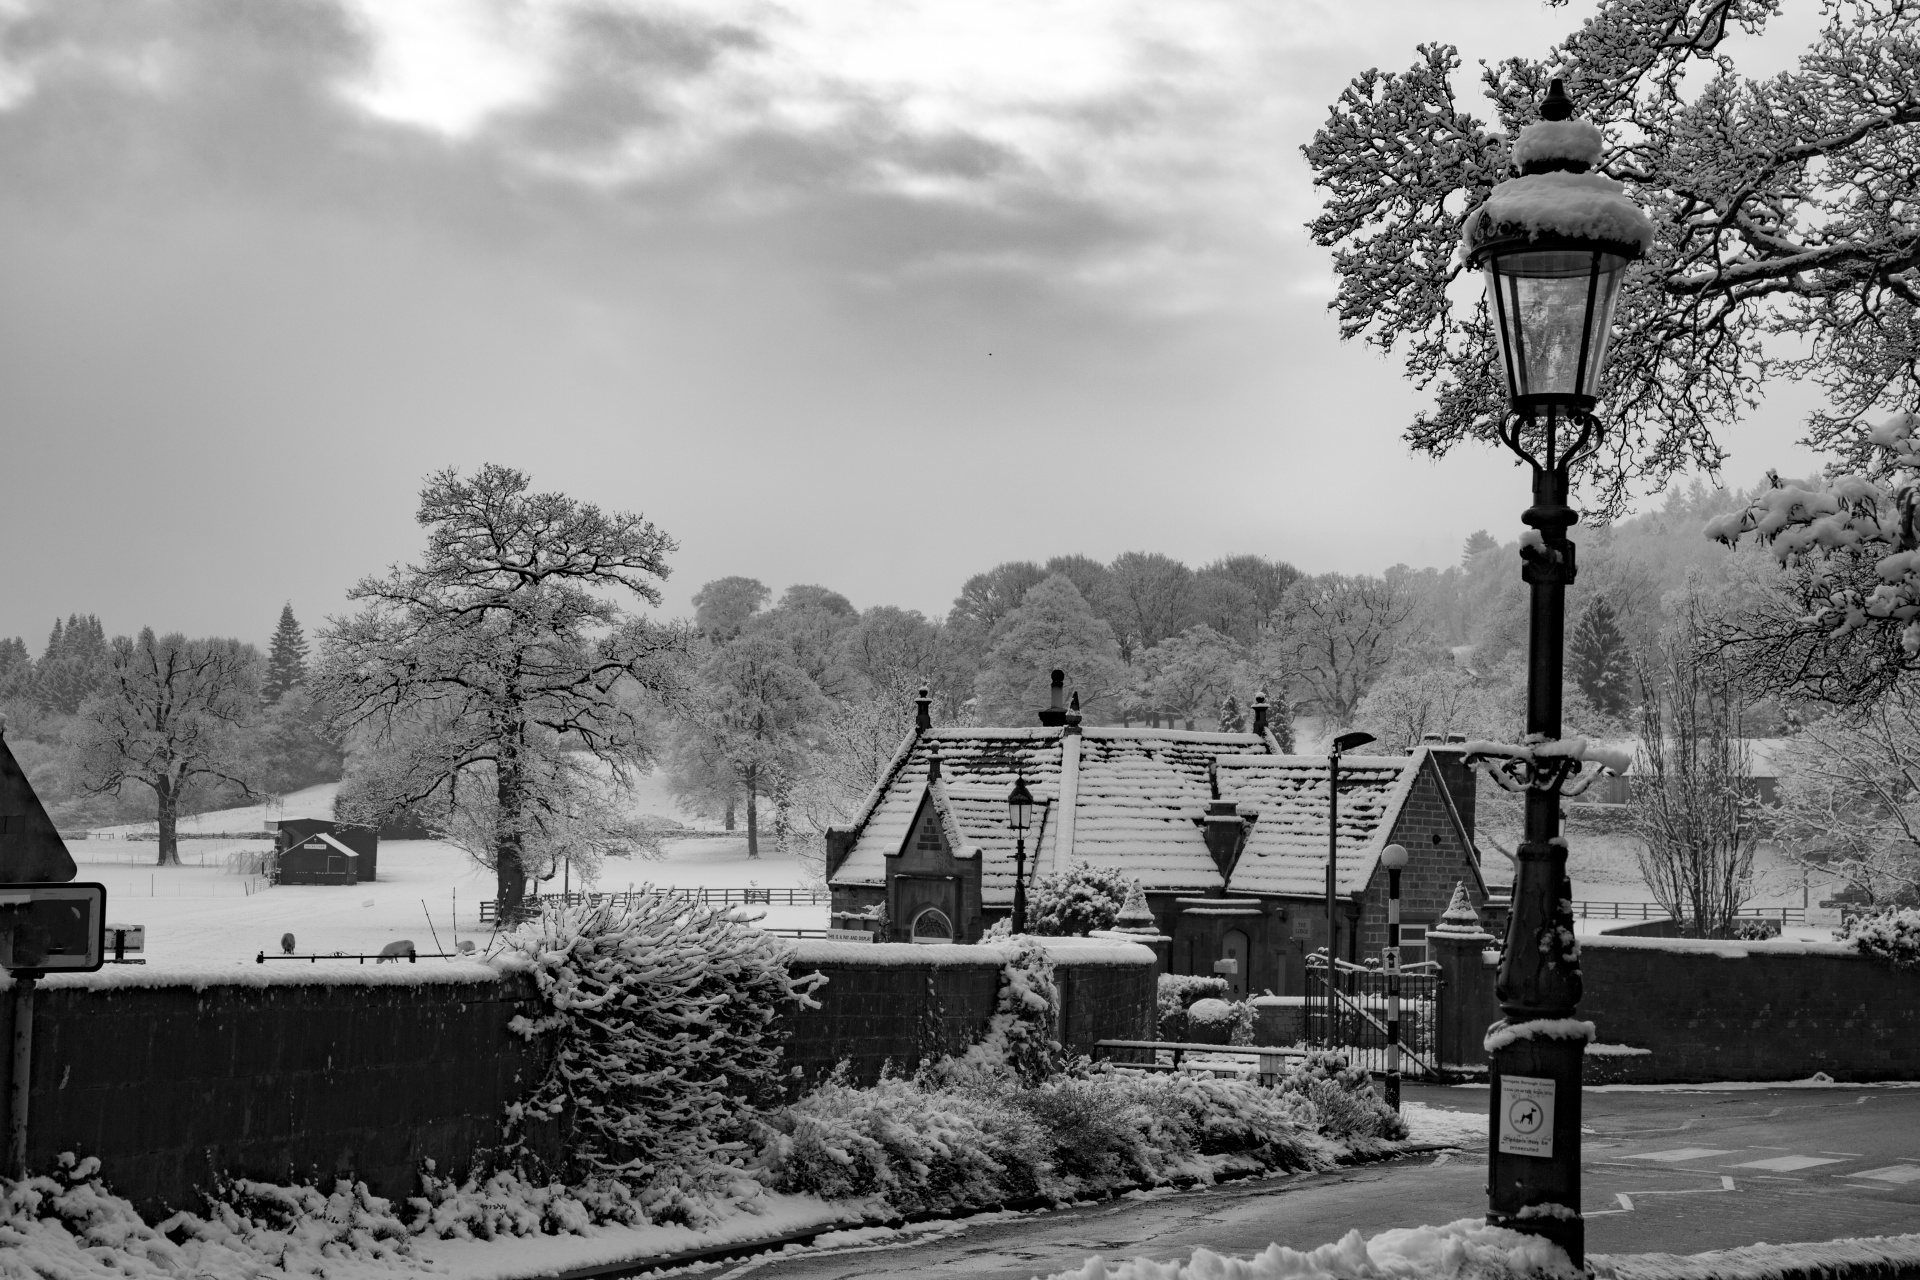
[0, 0, 1827, 645]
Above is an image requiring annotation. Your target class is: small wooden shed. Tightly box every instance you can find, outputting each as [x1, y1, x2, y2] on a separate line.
[273, 818, 379, 884]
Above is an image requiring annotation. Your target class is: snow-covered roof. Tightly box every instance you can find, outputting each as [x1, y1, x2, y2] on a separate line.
[1214, 754, 1420, 897]
[832, 724, 1449, 902]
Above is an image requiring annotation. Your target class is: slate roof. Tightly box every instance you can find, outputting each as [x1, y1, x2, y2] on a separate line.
[1213, 754, 1421, 898]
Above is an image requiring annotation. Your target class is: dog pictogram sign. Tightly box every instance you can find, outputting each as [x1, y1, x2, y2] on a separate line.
[1498, 1075, 1556, 1157]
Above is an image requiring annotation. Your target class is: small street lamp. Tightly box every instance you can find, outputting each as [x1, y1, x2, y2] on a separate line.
[1379, 842, 1408, 1111]
[1007, 775, 1035, 934]
[1460, 78, 1651, 1265]
[1322, 730, 1375, 1042]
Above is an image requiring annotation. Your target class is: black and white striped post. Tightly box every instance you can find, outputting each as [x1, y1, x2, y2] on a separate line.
[1380, 841, 1408, 1111]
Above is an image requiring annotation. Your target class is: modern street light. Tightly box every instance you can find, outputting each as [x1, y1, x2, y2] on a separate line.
[1380, 841, 1408, 1112]
[1461, 78, 1651, 1265]
[1322, 730, 1376, 1043]
[1007, 775, 1035, 934]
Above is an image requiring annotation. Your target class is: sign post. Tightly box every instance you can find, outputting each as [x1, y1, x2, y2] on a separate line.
[2, 883, 106, 1178]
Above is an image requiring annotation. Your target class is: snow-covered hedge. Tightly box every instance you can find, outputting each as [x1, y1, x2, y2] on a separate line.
[494, 895, 823, 1225]
[1846, 906, 1920, 970]
[1276, 1052, 1409, 1145]
[1156, 973, 1228, 1040]
[757, 1068, 1325, 1215]
[1183, 997, 1257, 1046]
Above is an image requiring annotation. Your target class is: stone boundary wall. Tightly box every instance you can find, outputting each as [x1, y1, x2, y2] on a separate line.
[0, 967, 543, 1219]
[1431, 932, 1920, 1083]
[1, 939, 1158, 1215]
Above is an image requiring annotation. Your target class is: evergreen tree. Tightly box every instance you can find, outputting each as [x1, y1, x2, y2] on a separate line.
[1461, 530, 1499, 566]
[1569, 597, 1631, 717]
[0, 636, 30, 700]
[263, 603, 309, 704]
[36, 613, 108, 714]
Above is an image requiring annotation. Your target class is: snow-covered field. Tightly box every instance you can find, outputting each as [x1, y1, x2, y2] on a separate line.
[66, 777, 828, 970]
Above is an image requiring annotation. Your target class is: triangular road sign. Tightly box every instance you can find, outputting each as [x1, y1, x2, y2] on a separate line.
[0, 727, 76, 883]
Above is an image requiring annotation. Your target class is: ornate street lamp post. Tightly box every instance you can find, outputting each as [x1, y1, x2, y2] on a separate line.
[1461, 79, 1651, 1265]
[1007, 776, 1035, 934]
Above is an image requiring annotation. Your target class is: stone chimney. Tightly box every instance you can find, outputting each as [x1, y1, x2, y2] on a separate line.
[1037, 669, 1069, 727]
[1421, 733, 1477, 843]
[914, 685, 932, 732]
[1252, 691, 1270, 736]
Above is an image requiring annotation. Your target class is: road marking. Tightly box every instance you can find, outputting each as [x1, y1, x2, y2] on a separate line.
[1732, 1155, 1844, 1172]
[1847, 1165, 1920, 1185]
[1818, 1151, 1865, 1157]
[1626, 1148, 1737, 1162]
[1611, 1177, 1736, 1213]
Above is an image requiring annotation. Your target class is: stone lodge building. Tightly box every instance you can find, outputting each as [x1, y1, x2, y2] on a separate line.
[824, 677, 1494, 997]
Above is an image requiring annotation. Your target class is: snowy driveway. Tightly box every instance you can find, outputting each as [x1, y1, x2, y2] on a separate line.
[698, 1083, 1920, 1279]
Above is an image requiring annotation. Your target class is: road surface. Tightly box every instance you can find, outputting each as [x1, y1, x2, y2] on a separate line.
[708, 1083, 1920, 1279]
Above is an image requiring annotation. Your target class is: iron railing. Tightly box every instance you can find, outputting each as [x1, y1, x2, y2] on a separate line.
[1303, 954, 1440, 1077]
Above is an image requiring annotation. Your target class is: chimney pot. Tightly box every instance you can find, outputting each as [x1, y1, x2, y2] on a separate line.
[1038, 669, 1070, 727]
[1252, 692, 1269, 736]
[914, 685, 932, 732]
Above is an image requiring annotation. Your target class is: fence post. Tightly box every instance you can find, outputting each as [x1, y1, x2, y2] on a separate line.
[1429, 884, 1498, 1080]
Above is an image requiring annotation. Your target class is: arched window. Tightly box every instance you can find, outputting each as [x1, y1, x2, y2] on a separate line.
[911, 907, 954, 944]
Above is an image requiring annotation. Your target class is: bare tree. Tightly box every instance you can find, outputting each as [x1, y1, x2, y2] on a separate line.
[1630, 624, 1758, 936]
[317, 465, 684, 921]
[1276, 573, 1416, 725]
[1101, 552, 1197, 661]
[1769, 693, 1920, 909]
[1304, 0, 1920, 517]
[77, 630, 261, 866]
[674, 631, 822, 858]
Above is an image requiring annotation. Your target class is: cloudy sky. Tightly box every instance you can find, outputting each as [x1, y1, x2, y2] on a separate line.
[0, 0, 1826, 647]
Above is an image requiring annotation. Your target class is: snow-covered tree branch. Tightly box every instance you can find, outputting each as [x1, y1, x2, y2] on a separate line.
[1305, 0, 1920, 516]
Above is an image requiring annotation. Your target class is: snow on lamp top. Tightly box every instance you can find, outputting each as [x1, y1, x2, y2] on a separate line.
[1462, 79, 1653, 256]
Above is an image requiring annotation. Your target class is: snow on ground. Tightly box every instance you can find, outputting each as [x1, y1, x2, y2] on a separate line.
[71, 836, 829, 970]
[87, 782, 339, 837]
[1400, 1101, 1485, 1149]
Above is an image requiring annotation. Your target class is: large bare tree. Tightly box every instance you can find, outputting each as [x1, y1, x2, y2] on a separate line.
[317, 465, 684, 922]
[1304, 0, 1919, 518]
[77, 630, 261, 866]
[1276, 573, 1417, 726]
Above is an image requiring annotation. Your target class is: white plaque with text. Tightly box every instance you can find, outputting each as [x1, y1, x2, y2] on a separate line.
[1498, 1075, 1556, 1157]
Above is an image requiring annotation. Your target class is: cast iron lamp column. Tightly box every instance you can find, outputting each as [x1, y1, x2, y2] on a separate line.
[1007, 776, 1034, 934]
[1460, 79, 1649, 1266]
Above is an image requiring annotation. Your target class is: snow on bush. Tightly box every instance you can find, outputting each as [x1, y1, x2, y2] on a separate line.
[1182, 997, 1256, 1046]
[928, 937, 1063, 1085]
[1156, 973, 1228, 1040]
[0, 1153, 420, 1279]
[494, 894, 823, 1226]
[1028, 860, 1138, 936]
[756, 1067, 1324, 1215]
[1277, 1052, 1409, 1144]
[1845, 906, 1920, 970]
[1043, 1216, 1579, 1280]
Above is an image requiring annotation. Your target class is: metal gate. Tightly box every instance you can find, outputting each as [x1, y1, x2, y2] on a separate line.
[1303, 953, 1441, 1077]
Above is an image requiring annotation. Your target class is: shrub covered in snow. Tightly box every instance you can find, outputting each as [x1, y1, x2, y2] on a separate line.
[0, 1153, 421, 1278]
[1182, 996, 1257, 1046]
[927, 937, 1063, 1085]
[495, 894, 822, 1225]
[1156, 973, 1228, 1040]
[757, 1066, 1324, 1214]
[1846, 906, 1920, 970]
[1028, 860, 1138, 936]
[1276, 1052, 1408, 1143]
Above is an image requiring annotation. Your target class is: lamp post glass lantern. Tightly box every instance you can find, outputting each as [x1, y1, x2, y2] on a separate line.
[1459, 79, 1649, 1266]
[1007, 776, 1034, 934]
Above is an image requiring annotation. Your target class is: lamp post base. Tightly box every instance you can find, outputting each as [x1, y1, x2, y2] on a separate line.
[1486, 1032, 1586, 1267]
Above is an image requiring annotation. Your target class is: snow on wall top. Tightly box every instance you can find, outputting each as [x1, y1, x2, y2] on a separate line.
[1465, 171, 1654, 253]
[785, 936, 1154, 969]
[1214, 753, 1422, 897]
[12, 958, 510, 994]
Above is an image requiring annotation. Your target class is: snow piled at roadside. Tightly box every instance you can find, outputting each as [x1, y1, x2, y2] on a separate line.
[1400, 1102, 1484, 1148]
[1593, 1233, 1920, 1280]
[1044, 1217, 1578, 1280]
